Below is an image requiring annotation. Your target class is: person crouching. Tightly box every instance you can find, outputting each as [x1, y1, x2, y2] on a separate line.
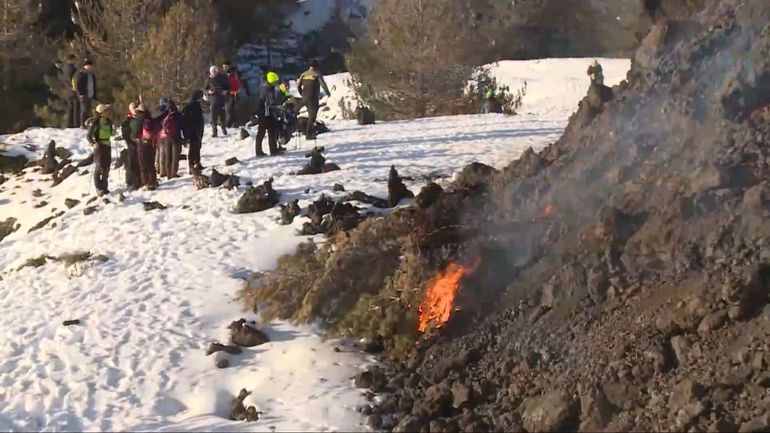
[87, 104, 114, 196]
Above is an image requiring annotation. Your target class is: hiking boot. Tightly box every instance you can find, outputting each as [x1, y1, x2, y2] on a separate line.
[221, 128, 228, 136]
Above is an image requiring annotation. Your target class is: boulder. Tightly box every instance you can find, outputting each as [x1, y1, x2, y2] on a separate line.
[415, 182, 444, 209]
[279, 199, 301, 225]
[83, 206, 98, 216]
[344, 191, 389, 209]
[40, 140, 58, 175]
[0, 217, 20, 242]
[520, 390, 578, 432]
[297, 147, 330, 175]
[239, 128, 250, 140]
[225, 157, 240, 166]
[387, 165, 414, 207]
[52, 165, 77, 187]
[230, 388, 260, 422]
[142, 201, 167, 211]
[235, 179, 279, 214]
[333, 183, 345, 192]
[54, 146, 73, 160]
[206, 342, 243, 356]
[456, 162, 497, 190]
[229, 319, 270, 347]
[64, 198, 80, 209]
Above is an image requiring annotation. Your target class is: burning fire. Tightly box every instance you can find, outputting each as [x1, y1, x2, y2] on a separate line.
[418, 258, 481, 333]
[545, 204, 556, 217]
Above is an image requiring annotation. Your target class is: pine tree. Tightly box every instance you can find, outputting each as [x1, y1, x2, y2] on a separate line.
[122, 0, 215, 107]
[346, 0, 497, 120]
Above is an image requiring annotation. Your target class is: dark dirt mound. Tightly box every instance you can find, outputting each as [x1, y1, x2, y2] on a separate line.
[244, 1, 770, 431]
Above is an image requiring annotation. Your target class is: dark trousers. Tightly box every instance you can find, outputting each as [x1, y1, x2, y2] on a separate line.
[67, 92, 80, 128]
[159, 138, 182, 178]
[255, 116, 278, 156]
[187, 130, 203, 173]
[305, 100, 319, 137]
[93, 142, 111, 193]
[125, 141, 141, 189]
[79, 96, 92, 128]
[211, 101, 227, 135]
[138, 140, 157, 188]
[225, 95, 237, 128]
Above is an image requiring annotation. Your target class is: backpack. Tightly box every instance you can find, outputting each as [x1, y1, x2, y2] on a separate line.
[121, 117, 133, 142]
[141, 117, 160, 144]
[160, 111, 182, 140]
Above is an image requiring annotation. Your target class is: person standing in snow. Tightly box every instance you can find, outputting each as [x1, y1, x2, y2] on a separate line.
[182, 90, 205, 174]
[587, 59, 604, 85]
[87, 104, 113, 196]
[204, 65, 230, 137]
[135, 104, 159, 190]
[297, 62, 331, 139]
[62, 54, 79, 128]
[121, 102, 142, 190]
[480, 89, 503, 114]
[157, 97, 183, 179]
[254, 71, 286, 157]
[223, 62, 245, 128]
[74, 59, 97, 129]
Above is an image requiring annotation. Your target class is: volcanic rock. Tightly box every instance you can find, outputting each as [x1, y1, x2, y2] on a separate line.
[279, 200, 301, 225]
[62, 319, 80, 326]
[235, 179, 279, 214]
[64, 198, 80, 209]
[28, 211, 64, 233]
[455, 162, 496, 190]
[697, 310, 728, 334]
[239, 128, 250, 140]
[83, 206, 98, 216]
[206, 342, 243, 356]
[387, 165, 414, 207]
[333, 183, 345, 192]
[354, 368, 387, 392]
[143, 201, 167, 211]
[415, 182, 444, 209]
[230, 388, 260, 422]
[52, 165, 77, 187]
[520, 390, 578, 432]
[739, 414, 770, 432]
[40, 140, 57, 175]
[216, 358, 230, 369]
[228, 319, 270, 347]
[55, 146, 73, 160]
[0, 217, 19, 242]
[343, 191, 389, 209]
[225, 157, 239, 166]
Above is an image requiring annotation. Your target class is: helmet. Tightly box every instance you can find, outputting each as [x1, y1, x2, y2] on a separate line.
[95, 104, 111, 114]
[266, 71, 280, 85]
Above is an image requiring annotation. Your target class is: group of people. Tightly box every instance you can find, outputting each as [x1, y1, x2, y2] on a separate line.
[85, 89, 206, 195]
[78, 59, 333, 196]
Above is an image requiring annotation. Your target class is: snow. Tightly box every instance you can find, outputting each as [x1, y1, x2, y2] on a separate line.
[0, 57, 629, 431]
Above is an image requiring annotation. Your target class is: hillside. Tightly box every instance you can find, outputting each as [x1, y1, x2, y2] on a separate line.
[0, 58, 629, 431]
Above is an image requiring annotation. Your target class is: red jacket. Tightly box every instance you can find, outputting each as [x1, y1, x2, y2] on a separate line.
[228, 73, 243, 96]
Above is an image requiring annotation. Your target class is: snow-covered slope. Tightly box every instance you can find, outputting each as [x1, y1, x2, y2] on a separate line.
[0, 58, 629, 431]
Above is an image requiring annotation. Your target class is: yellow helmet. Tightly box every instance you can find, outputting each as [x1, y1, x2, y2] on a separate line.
[266, 71, 280, 85]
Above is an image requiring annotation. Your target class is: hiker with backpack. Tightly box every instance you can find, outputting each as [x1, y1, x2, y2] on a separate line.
[182, 90, 205, 174]
[204, 65, 230, 137]
[120, 102, 142, 190]
[158, 97, 184, 179]
[297, 62, 331, 139]
[254, 71, 286, 157]
[87, 104, 114, 196]
[135, 104, 159, 190]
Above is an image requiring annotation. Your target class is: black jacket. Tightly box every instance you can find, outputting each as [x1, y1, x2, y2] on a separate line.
[297, 68, 331, 103]
[204, 74, 230, 104]
[74, 69, 97, 99]
[182, 100, 205, 137]
[255, 84, 286, 119]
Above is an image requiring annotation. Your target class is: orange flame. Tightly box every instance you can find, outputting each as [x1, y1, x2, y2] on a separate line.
[545, 205, 555, 216]
[418, 258, 481, 333]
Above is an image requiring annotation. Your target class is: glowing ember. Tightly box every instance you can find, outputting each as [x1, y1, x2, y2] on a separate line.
[545, 205, 555, 216]
[418, 258, 480, 333]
